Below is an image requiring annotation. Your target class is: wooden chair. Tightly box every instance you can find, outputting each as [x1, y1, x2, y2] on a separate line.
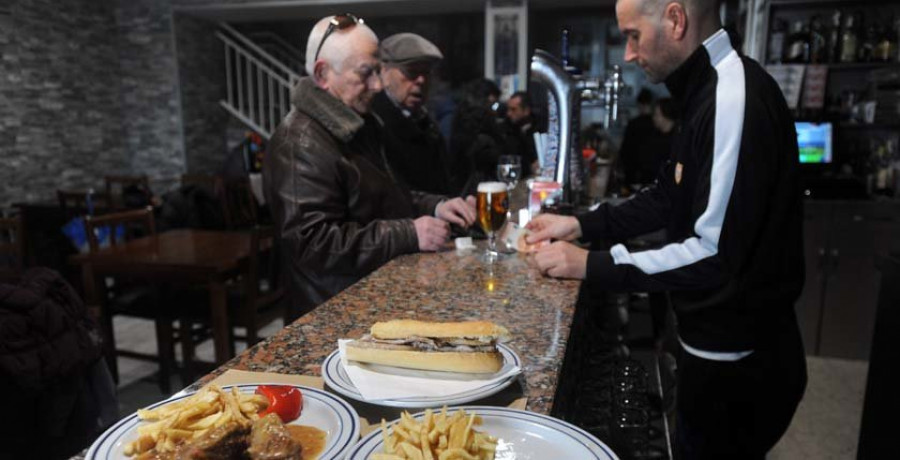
[232, 225, 285, 346]
[84, 206, 156, 251]
[177, 226, 285, 383]
[83, 207, 179, 393]
[104, 175, 151, 211]
[221, 178, 259, 230]
[57, 189, 109, 218]
[0, 215, 25, 283]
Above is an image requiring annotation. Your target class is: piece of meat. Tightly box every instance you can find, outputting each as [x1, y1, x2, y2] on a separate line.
[246, 413, 302, 460]
[173, 420, 251, 460]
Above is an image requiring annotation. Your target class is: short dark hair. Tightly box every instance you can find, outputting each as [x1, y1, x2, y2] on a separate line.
[637, 88, 655, 106]
[509, 91, 532, 110]
[655, 97, 677, 120]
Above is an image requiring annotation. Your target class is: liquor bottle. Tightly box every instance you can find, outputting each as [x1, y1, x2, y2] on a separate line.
[784, 20, 810, 63]
[840, 13, 859, 63]
[826, 10, 842, 63]
[809, 15, 827, 63]
[874, 20, 895, 62]
[768, 19, 787, 64]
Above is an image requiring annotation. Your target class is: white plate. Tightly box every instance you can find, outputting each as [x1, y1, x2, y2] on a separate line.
[346, 406, 619, 460]
[322, 344, 521, 409]
[86, 384, 360, 460]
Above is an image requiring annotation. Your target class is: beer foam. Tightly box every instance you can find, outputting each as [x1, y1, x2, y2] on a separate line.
[477, 182, 508, 193]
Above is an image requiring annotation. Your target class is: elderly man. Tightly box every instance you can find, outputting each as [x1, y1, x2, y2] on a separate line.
[527, 0, 807, 458]
[372, 33, 457, 195]
[263, 15, 476, 317]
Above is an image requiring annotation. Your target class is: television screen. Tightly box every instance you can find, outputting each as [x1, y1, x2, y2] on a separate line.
[796, 122, 833, 164]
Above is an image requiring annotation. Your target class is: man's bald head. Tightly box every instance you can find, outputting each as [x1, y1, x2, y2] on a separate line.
[616, 0, 722, 82]
[304, 15, 382, 114]
[305, 16, 379, 76]
[635, 0, 718, 18]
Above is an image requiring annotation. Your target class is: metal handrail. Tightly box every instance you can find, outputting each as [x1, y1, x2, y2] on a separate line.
[218, 22, 297, 78]
[217, 24, 301, 139]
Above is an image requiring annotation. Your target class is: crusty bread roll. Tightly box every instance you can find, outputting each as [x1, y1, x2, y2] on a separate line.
[345, 320, 510, 374]
[344, 344, 503, 374]
[371, 320, 510, 342]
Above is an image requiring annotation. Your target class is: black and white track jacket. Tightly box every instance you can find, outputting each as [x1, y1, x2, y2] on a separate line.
[579, 29, 804, 353]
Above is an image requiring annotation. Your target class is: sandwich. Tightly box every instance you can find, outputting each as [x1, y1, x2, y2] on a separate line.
[345, 320, 511, 374]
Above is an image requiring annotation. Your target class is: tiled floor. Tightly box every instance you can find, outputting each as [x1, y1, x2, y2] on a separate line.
[113, 316, 285, 418]
[108, 317, 867, 459]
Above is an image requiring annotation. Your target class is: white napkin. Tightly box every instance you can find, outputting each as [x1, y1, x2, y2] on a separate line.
[338, 340, 522, 401]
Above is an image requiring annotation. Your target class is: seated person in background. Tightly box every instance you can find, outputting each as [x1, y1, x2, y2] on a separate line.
[263, 15, 476, 318]
[619, 87, 662, 189]
[503, 91, 539, 177]
[451, 78, 507, 196]
[372, 33, 459, 196]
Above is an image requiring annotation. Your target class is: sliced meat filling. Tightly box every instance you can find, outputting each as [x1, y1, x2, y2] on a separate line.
[357, 334, 497, 353]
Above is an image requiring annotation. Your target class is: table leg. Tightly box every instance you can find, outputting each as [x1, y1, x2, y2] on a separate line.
[209, 281, 230, 364]
[82, 262, 117, 382]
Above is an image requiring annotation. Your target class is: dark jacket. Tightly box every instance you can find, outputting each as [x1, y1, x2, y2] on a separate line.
[503, 117, 539, 177]
[263, 78, 443, 314]
[371, 92, 457, 196]
[451, 104, 508, 196]
[578, 29, 804, 352]
[0, 268, 114, 459]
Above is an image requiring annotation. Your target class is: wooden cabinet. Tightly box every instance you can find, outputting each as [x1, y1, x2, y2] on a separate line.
[798, 200, 900, 359]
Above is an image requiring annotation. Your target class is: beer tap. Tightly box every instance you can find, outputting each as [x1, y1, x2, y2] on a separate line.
[530, 51, 628, 205]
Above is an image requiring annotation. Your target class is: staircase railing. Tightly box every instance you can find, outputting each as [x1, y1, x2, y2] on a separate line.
[247, 31, 306, 75]
[217, 23, 302, 139]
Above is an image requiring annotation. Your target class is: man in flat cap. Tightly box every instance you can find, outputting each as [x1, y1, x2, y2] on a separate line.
[373, 33, 460, 196]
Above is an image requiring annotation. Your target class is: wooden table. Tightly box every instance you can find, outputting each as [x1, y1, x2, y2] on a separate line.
[71, 229, 254, 369]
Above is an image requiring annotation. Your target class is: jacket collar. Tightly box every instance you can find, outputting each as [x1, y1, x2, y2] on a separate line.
[291, 77, 365, 143]
[664, 28, 733, 116]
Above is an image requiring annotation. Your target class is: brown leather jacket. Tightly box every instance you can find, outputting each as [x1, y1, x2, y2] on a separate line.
[263, 78, 443, 315]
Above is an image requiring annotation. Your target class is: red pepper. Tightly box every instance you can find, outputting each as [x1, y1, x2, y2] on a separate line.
[255, 385, 303, 423]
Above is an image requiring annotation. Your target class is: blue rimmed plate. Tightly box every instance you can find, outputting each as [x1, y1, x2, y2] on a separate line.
[85, 384, 360, 460]
[322, 344, 521, 409]
[346, 405, 619, 460]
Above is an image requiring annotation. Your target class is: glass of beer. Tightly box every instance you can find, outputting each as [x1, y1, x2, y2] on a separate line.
[477, 181, 509, 261]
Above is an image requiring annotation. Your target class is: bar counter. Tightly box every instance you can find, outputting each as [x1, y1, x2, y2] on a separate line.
[193, 244, 582, 415]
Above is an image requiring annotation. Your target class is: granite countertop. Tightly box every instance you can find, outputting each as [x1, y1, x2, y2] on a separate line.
[195, 244, 581, 415]
[74, 243, 581, 458]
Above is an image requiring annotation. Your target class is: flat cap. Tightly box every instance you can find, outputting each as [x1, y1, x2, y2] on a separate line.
[380, 33, 443, 65]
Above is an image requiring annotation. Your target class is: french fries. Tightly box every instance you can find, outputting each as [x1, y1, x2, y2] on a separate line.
[123, 385, 269, 457]
[372, 407, 498, 460]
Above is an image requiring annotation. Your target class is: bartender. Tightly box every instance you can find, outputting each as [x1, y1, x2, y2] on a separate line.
[526, 0, 807, 458]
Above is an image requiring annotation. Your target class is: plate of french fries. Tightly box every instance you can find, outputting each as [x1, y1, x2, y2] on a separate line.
[345, 406, 619, 460]
[85, 384, 360, 460]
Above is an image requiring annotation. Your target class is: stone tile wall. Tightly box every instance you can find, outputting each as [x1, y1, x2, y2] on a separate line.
[174, 13, 229, 175]
[0, 0, 129, 206]
[114, 0, 186, 186]
[0, 0, 234, 207]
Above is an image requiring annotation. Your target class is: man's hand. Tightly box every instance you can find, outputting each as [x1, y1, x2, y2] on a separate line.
[525, 214, 582, 243]
[533, 241, 588, 279]
[414, 216, 450, 251]
[435, 196, 477, 227]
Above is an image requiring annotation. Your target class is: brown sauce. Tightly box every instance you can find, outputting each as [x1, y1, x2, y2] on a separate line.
[286, 425, 327, 460]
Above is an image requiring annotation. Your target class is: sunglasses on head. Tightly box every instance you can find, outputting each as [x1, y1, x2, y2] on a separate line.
[313, 13, 363, 63]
